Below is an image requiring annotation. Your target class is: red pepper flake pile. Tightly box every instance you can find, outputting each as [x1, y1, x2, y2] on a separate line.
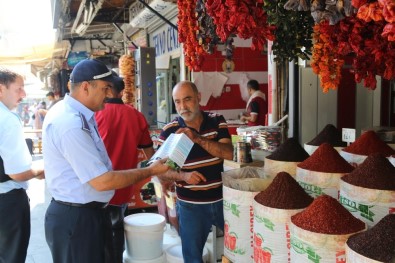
[291, 195, 365, 234]
[341, 153, 395, 190]
[347, 214, 395, 262]
[255, 172, 314, 209]
[343, 130, 395, 156]
[298, 143, 354, 173]
[266, 137, 310, 162]
[307, 124, 346, 147]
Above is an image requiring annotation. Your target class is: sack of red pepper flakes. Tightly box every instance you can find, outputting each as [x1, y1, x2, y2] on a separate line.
[340, 131, 395, 167]
[290, 195, 366, 263]
[339, 153, 395, 228]
[264, 138, 309, 179]
[253, 172, 313, 263]
[296, 143, 354, 199]
[222, 167, 272, 263]
[304, 124, 347, 156]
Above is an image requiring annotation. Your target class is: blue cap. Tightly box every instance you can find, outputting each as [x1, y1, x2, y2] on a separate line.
[70, 59, 116, 83]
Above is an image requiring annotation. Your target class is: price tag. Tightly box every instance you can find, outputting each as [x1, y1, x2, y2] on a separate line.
[342, 128, 356, 143]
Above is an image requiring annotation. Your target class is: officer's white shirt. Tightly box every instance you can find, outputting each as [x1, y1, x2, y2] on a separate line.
[42, 94, 114, 203]
[0, 102, 31, 193]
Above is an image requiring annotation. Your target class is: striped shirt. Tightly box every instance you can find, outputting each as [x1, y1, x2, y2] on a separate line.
[158, 111, 230, 203]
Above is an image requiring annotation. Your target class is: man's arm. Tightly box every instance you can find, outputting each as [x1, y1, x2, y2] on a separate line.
[89, 158, 170, 191]
[9, 168, 45, 181]
[175, 127, 233, 160]
[159, 169, 206, 184]
[241, 113, 257, 123]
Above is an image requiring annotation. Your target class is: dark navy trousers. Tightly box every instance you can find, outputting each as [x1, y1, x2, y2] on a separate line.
[45, 200, 111, 263]
[0, 189, 30, 263]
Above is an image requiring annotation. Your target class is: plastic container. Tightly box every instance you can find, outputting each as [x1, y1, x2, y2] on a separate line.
[123, 251, 166, 263]
[165, 244, 209, 263]
[124, 213, 166, 260]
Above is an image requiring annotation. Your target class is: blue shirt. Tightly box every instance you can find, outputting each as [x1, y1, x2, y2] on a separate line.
[0, 102, 31, 193]
[42, 94, 114, 203]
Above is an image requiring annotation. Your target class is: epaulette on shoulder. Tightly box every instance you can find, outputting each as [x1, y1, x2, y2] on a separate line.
[79, 112, 90, 132]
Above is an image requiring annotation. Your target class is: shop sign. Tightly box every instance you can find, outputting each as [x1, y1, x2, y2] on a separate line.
[129, 0, 175, 28]
[151, 24, 179, 57]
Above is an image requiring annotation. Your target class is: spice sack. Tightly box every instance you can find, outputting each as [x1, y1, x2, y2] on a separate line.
[222, 167, 272, 262]
[339, 181, 395, 228]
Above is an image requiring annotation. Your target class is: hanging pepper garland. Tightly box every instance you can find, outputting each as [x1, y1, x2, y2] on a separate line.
[311, 21, 345, 92]
[196, 0, 221, 54]
[178, 0, 206, 71]
[205, 0, 275, 51]
[311, 15, 395, 90]
[264, 0, 314, 64]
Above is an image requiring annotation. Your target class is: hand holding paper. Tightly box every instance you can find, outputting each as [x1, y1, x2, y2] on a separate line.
[148, 133, 194, 171]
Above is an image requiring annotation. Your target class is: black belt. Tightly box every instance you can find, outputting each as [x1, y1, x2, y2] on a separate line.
[53, 199, 108, 209]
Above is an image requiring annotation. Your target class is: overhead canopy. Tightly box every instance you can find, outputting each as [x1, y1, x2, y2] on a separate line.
[0, 0, 57, 70]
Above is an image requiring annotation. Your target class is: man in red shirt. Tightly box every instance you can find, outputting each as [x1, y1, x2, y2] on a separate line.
[95, 72, 154, 263]
[240, 79, 267, 126]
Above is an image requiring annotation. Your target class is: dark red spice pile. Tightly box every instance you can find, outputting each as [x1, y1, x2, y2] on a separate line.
[297, 143, 354, 173]
[255, 172, 314, 209]
[347, 214, 395, 262]
[266, 137, 309, 162]
[341, 153, 395, 190]
[291, 195, 365, 235]
[342, 131, 395, 157]
[307, 124, 346, 147]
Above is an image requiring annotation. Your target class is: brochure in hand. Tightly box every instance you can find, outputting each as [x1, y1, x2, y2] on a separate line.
[147, 133, 194, 171]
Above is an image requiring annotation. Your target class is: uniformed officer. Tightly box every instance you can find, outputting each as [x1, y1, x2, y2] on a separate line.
[42, 59, 170, 263]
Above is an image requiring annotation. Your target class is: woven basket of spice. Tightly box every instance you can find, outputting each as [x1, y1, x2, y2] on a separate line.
[296, 143, 354, 199]
[304, 124, 346, 155]
[339, 153, 395, 228]
[290, 195, 366, 263]
[264, 138, 309, 179]
[345, 214, 395, 263]
[340, 131, 395, 166]
[253, 172, 313, 263]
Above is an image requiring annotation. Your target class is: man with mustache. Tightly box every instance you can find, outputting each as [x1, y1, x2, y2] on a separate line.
[158, 81, 234, 262]
[42, 59, 170, 263]
[0, 69, 45, 263]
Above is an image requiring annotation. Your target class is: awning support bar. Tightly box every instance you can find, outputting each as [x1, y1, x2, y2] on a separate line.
[137, 0, 177, 31]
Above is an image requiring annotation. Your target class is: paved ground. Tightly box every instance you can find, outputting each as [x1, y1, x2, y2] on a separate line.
[26, 165, 53, 263]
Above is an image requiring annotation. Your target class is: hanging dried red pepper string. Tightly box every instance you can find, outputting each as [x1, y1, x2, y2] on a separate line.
[178, 0, 206, 71]
[311, 21, 345, 92]
[205, 0, 275, 51]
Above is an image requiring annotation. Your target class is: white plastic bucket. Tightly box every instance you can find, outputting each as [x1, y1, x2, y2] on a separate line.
[123, 251, 166, 263]
[124, 213, 166, 260]
[165, 244, 209, 263]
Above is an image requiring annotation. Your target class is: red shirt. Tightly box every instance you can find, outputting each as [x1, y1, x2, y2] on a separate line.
[95, 98, 153, 205]
[247, 96, 267, 126]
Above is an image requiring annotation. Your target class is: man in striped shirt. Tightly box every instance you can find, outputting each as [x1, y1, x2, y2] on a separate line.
[158, 81, 233, 263]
